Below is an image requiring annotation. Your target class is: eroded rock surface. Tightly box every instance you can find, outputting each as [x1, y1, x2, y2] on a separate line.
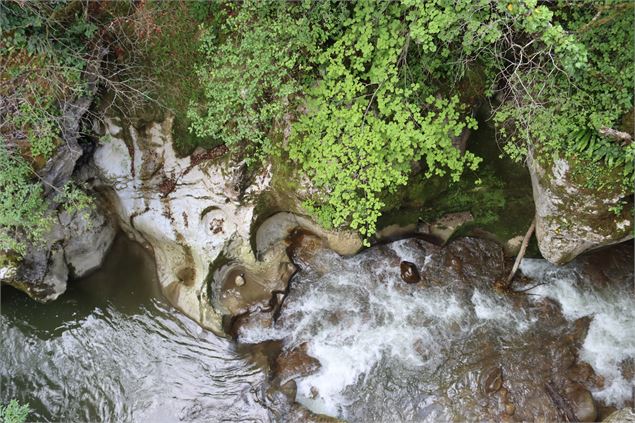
[90, 114, 360, 334]
[1, 206, 116, 301]
[528, 150, 633, 264]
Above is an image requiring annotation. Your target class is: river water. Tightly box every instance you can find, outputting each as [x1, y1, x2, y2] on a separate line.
[239, 236, 634, 421]
[2, 234, 634, 422]
[1, 235, 270, 422]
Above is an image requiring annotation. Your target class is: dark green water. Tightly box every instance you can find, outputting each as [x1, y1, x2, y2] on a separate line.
[1, 235, 270, 422]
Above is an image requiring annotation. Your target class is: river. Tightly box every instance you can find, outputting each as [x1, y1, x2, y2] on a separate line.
[1, 235, 271, 422]
[1, 234, 633, 421]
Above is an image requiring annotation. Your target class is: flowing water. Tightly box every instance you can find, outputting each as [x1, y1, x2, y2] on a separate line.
[240, 237, 635, 421]
[2, 233, 633, 422]
[1, 235, 271, 422]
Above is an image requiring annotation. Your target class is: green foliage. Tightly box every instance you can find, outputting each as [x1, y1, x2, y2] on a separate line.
[0, 400, 29, 423]
[288, 2, 481, 239]
[0, 2, 98, 256]
[0, 143, 51, 255]
[123, 1, 224, 154]
[188, 1, 320, 162]
[421, 171, 506, 226]
[56, 182, 95, 221]
[494, 1, 634, 192]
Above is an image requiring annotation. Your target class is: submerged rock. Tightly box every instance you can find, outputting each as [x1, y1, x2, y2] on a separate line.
[565, 382, 597, 422]
[238, 236, 634, 422]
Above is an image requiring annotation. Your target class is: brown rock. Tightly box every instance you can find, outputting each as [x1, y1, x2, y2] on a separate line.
[274, 342, 321, 384]
[482, 367, 503, 394]
[400, 261, 421, 284]
[567, 362, 595, 384]
[565, 382, 597, 422]
[505, 403, 516, 416]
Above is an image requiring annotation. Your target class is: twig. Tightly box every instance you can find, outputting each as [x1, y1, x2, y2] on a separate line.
[505, 217, 536, 287]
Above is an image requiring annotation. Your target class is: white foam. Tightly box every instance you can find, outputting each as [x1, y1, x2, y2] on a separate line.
[471, 289, 536, 332]
[522, 258, 635, 406]
[241, 250, 530, 418]
[241, 252, 634, 418]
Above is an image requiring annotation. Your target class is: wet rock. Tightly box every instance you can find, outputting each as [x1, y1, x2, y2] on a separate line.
[274, 342, 321, 385]
[255, 212, 362, 259]
[567, 362, 595, 384]
[482, 367, 503, 394]
[376, 223, 416, 241]
[235, 274, 246, 287]
[400, 261, 420, 284]
[247, 235, 633, 422]
[603, 408, 635, 423]
[278, 380, 297, 400]
[504, 403, 516, 416]
[565, 382, 597, 422]
[438, 237, 505, 285]
[419, 211, 474, 244]
[528, 149, 633, 265]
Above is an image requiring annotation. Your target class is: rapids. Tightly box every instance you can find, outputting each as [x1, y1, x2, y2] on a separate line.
[2, 233, 633, 422]
[239, 236, 634, 421]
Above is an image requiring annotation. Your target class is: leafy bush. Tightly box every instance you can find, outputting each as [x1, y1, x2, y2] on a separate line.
[492, 1, 634, 191]
[289, 2, 481, 239]
[1, 1, 98, 256]
[188, 1, 318, 162]
[0, 143, 51, 255]
[0, 400, 30, 423]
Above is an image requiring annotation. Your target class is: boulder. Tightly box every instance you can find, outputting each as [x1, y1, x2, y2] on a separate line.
[92, 114, 345, 334]
[91, 114, 270, 333]
[528, 150, 633, 264]
[564, 382, 597, 422]
[2, 205, 116, 301]
[400, 261, 421, 284]
[603, 408, 635, 423]
[273, 342, 321, 385]
[419, 211, 474, 244]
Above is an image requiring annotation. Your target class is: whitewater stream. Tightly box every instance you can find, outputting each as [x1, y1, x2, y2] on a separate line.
[2, 233, 633, 421]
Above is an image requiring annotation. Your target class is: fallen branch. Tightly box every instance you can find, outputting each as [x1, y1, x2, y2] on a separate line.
[599, 127, 632, 144]
[545, 382, 577, 422]
[505, 217, 536, 287]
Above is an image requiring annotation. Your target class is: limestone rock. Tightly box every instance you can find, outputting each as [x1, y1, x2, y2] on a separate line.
[60, 208, 117, 278]
[2, 206, 117, 301]
[91, 115, 262, 333]
[419, 211, 474, 244]
[528, 150, 633, 264]
[603, 408, 635, 423]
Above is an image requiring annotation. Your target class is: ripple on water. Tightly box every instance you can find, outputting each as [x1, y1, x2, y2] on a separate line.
[1, 235, 271, 422]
